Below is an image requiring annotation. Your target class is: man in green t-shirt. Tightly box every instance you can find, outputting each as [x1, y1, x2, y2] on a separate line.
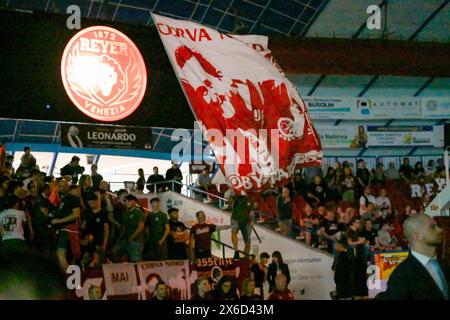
[144, 197, 170, 261]
[229, 192, 254, 259]
[112, 194, 145, 262]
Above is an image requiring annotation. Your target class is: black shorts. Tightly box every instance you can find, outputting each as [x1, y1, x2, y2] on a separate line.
[195, 248, 212, 259]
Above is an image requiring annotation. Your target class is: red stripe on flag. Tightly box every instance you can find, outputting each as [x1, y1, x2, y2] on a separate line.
[48, 180, 60, 207]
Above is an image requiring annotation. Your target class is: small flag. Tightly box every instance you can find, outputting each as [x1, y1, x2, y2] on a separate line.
[48, 180, 60, 207]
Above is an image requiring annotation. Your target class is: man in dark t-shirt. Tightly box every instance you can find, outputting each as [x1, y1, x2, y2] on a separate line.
[144, 197, 170, 261]
[167, 207, 189, 260]
[81, 192, 109, 267]
[250, 252, 270, 299]
[112, 194, 145, 262]
[190, 210, 229, 260]
[146, 167, 165, 193]
[306, 175, 327, 205]
[90, 164, 103, 190]
[318, 210, 345, 254]
[60, 156, 84, 184]
[346, 218, 365, 256]
[50, 185, 81, 271]
[399, 157, 413, 181]
[84, 207, 108, 248]
[356, 159, 371, 199]
[346, 218, 369, 297]
[230, 193, 253, 258]
[360, 219, 378, 250]
[109, 189, 127, 246]
[165, 161, 183, 193]
[31, 183, 55, 253]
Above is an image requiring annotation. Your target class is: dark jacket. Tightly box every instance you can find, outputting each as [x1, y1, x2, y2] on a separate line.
[212, 276, 239, 300]
[60, 164, 84, 184]
[383, 254, 450, 300]
[146, 174, 165, 192]
[332, 251, 354, 298]
[268, 262, 291, 292]
[191, 292, 214, 300]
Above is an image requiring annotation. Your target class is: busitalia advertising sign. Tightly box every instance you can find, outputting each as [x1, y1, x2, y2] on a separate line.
[61, 26, 147, 122]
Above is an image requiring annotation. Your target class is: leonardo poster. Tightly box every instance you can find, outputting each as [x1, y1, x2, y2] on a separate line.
[60, 123, 153, 150]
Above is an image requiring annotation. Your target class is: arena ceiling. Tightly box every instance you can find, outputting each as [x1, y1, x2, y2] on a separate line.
[2, 0, 329, 36]
[2, 1, 448, 99]
[2, 0, 448, 41]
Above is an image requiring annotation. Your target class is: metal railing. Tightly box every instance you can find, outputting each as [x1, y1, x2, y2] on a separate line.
[186, 185, 229, 209]
[113, 179, 230, 208]
[106, 188, 248, 260]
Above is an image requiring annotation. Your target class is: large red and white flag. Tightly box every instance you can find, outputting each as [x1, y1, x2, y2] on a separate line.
[153, 14, 322, 192]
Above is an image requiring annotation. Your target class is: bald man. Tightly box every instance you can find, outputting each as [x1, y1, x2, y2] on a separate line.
[384, 214, 449, 300]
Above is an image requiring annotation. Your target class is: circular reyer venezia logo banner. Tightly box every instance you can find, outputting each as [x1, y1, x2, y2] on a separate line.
[61, 26, 147, 122]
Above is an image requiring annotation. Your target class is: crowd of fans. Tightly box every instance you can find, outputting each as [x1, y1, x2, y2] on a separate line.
[0, 148, 294, 300]
[0, 150, 216, 269]
[0, 146, 448, 300]
[189, 272, 293, 301]
[246, 157, 448, 299]
[134, 161, 183, 193]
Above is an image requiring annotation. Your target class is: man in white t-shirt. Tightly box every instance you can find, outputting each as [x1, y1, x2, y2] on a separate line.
[375, 188, 391, 210]
[0, 195, 27, 251]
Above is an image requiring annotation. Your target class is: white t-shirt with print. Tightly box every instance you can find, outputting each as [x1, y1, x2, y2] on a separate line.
[0, 209, 26, 241]
[360, 195, 376, 206]
[376, 196, 391, 209]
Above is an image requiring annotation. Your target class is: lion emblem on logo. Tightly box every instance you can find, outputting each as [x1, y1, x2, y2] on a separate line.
[61, 26, 147, 122]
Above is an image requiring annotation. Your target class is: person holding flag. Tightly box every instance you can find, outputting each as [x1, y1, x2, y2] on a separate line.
[229, 192, 254, 259]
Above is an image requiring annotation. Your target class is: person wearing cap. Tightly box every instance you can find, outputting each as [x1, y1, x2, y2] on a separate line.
[112, 194, 145, 262]
[144, 197, 170, 261]
[60, 156, 85, 185]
